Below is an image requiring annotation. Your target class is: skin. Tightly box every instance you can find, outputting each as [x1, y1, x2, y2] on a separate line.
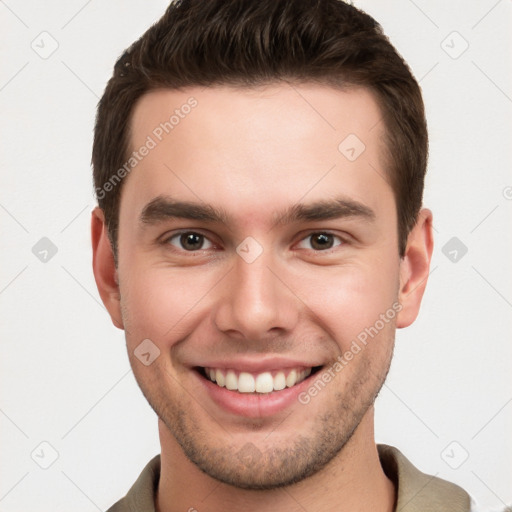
[92, 84, 433, 512]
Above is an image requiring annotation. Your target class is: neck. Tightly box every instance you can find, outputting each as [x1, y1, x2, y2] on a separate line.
[156, 408, 396, 512]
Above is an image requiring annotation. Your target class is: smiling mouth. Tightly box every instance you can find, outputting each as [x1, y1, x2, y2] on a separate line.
[197, 366, 322, 394]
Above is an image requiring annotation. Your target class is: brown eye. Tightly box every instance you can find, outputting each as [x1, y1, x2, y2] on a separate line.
[310, 233, 334, 250]
[296, 232, 343, 251]
[167, 232, 213, 251]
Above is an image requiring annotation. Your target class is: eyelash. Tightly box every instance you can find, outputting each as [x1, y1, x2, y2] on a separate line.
[161, 230, 348, 254]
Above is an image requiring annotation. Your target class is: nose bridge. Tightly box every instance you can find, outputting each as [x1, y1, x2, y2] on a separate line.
[213, 246, 298, 339]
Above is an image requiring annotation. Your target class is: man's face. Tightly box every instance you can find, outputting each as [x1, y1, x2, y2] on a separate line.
[114, 84, 404, 488]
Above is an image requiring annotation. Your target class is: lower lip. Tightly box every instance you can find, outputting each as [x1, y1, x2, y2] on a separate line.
[195, 369, 318, 418]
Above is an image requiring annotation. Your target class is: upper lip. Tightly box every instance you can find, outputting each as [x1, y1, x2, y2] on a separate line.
[193, 356, 322, 373]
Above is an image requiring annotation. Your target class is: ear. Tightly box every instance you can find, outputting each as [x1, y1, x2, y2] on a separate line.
[91, 207, 124, 329]
[396, 208, 434, 328]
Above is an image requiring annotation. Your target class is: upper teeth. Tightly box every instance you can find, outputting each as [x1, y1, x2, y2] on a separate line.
[205, 367, 312, 393]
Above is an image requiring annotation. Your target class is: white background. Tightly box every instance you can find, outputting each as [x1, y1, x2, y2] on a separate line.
[1, 1, 511, 510]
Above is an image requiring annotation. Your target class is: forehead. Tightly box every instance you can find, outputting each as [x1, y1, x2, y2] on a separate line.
[130, 83, 384, 154]
[123, 83, 392, 229]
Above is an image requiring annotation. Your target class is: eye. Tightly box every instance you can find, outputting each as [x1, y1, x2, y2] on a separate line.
[296, 232, 344, 251]
[166, 231, 214, 251]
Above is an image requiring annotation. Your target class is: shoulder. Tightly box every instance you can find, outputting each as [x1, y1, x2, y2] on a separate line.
[378, 444, 471, 512]
[106, 455, 161, 512]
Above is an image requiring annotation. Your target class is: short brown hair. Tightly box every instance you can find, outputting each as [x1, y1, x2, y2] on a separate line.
[92, 0, 427, 260]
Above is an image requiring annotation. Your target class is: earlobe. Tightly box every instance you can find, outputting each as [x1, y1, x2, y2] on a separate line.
[91, 207, 124, 329]
[396, 208, 434, 329]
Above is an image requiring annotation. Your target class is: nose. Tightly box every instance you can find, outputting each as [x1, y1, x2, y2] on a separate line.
[213, 249, 300, 342]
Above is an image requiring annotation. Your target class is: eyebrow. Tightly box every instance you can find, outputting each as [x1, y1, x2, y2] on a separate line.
[139, 195, 375, 228]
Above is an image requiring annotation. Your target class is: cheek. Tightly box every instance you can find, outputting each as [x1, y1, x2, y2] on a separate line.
[118, 263, 218, 348]
[298, 261, 400, 348]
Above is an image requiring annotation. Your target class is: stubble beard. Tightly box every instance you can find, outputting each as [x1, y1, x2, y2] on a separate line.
[131, 338, 394, 490]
